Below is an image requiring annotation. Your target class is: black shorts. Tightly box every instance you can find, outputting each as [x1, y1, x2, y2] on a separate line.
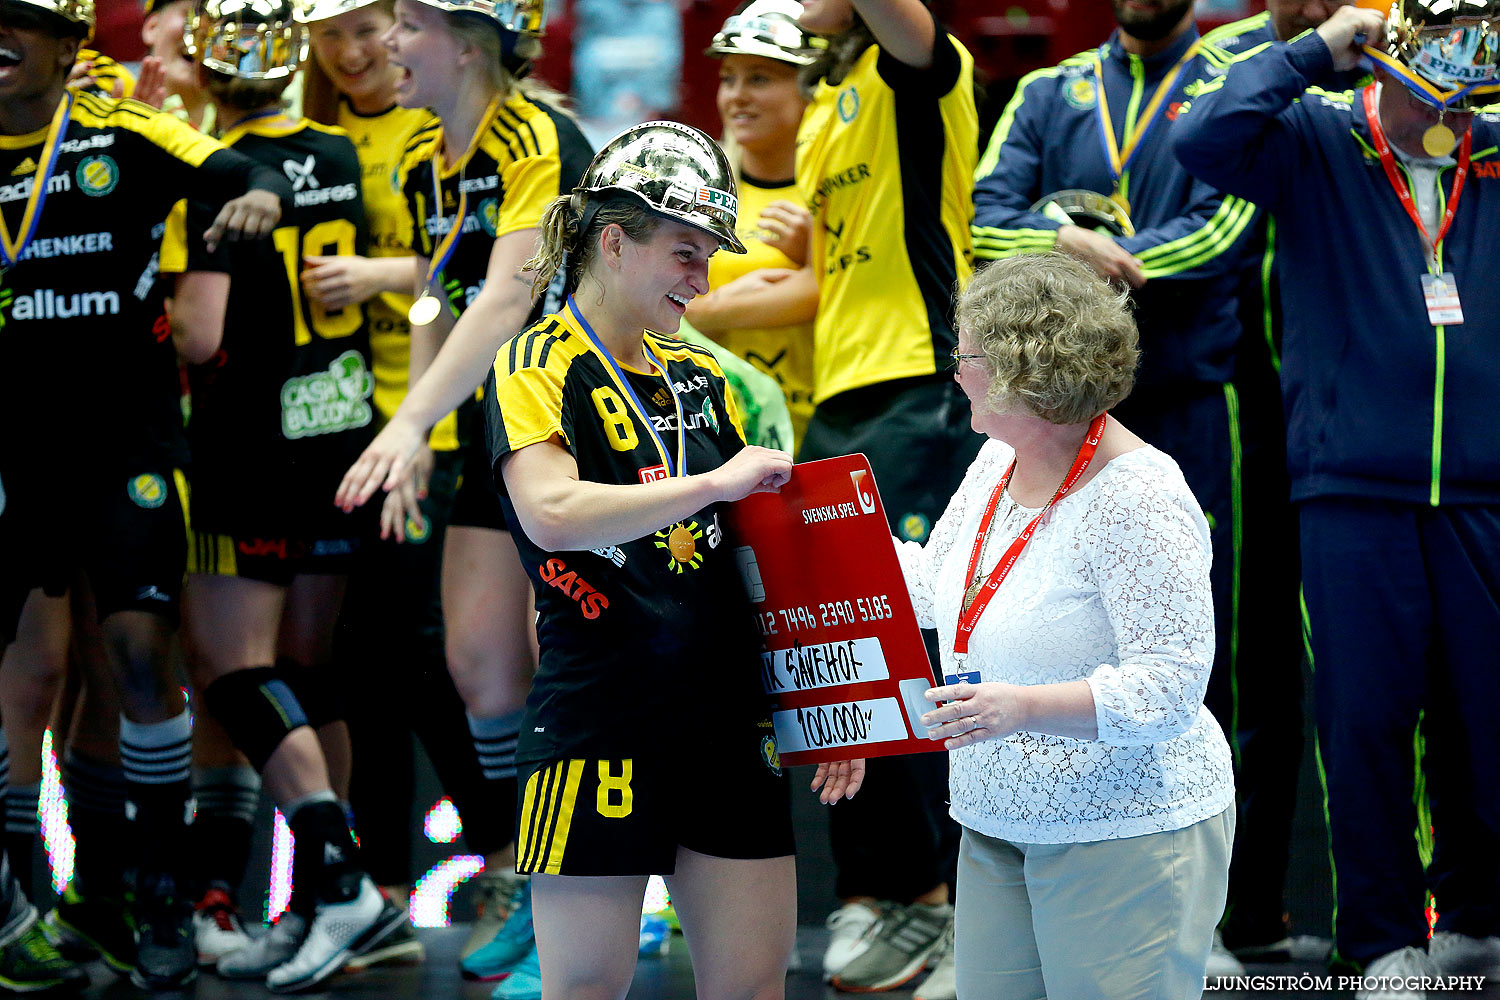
[450, 403, 508, 531]
[8, 467, 190, 628]
[514, 720, 794, 876]
[187, 531, 361, 586]
[0, 477, 38, 642]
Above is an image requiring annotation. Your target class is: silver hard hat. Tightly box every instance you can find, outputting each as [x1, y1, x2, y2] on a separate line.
[707, 0, 821, 66]
[1030, 189, 1135, 238]
[0, 0, 94, 38]
[405, 0, 542, 35]
[299, 0, 382, 23]
[1368, 0, 1500, 108]
[185, 0, 308, 80]
[574, 121, 746, 254]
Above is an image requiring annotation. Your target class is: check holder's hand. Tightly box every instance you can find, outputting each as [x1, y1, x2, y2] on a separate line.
[811, 760, 867, 804]
[922, 681, 1026, 750]
[709, 445, 793, 501]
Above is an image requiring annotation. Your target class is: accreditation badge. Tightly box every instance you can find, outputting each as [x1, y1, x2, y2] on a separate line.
[1421, 272, 1464, 326]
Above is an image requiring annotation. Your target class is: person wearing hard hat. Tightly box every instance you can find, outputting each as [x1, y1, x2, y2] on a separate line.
[0, 0, 290, 989]
[1176, 3, 1500, 993]
[170, 0, 408, 990]
[330, 1, 593, 989]
[491, 118, 860, 1000]
[686, 0, 819, 452]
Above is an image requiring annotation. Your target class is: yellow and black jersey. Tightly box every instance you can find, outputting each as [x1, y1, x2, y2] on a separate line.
[706, 172, 815, 449]
[486, 299, 770, 766]
[183, 117, 372, 539]
[394, 90, 592, 323]
[796, 28, 977, 403]
[334, 98, 461, 448]
[0, 91, 285, 484]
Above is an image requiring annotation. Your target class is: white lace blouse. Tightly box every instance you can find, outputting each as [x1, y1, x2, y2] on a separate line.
[895, 439, 1235, 844]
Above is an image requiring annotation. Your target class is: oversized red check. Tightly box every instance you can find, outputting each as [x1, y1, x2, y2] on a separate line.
[725, 454, 944, 766]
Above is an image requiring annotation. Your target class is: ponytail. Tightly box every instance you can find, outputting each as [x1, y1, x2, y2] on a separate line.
[525, 194, 581, 300]
[524, 194, 664, 302]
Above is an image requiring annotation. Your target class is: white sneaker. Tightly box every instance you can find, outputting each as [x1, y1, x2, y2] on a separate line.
[822, 901, 881, 982]
[217, 912, 307, 979]
[1429, 931, 1500, 978]
[1205, 930, 1247, 981]
[1355, 945, 1441, 1000]
[266, 877, 404, 993]
[193, 889, 253, 967]
[914, 920, 956, 1000]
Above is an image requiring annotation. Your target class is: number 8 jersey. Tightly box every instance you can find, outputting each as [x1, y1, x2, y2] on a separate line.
[183, 117, 372, 539]
[488, 299, 773, 766]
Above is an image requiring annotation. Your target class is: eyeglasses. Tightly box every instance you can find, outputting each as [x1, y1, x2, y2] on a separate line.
[950, 348, 985, 370]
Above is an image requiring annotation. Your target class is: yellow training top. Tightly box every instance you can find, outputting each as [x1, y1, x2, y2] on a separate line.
[337, 99, 458, 450]
[796, 34, 977, 403]
[705, 172, 815, 449]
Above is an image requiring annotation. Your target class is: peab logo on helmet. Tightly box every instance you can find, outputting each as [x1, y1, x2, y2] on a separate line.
[697, 186, 738, 216]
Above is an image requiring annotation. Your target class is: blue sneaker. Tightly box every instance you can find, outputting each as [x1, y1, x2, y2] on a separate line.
[489, 946, 541, 1000]
[639, 914, 670, 957]
[461, 880, 534, 981]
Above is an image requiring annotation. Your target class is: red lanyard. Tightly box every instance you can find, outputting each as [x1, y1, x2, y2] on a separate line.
[1363, 84, 1471, 266]
[954, 413, 1108, 660]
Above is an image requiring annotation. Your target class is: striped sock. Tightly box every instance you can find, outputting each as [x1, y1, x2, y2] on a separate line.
[3, 781, 39, 901]
[64, 751, 128, 894]
[467, 711, 522, 782]
[120, 711, 193, 879]
[0, 728, 10, 909]
[191, 765, 261, 902]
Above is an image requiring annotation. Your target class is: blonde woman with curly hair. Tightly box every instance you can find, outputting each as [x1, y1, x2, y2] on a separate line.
[897, 253, 1236, 1000]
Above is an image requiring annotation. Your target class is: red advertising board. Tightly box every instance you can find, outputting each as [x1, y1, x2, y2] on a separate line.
[724, 455, 945, 767]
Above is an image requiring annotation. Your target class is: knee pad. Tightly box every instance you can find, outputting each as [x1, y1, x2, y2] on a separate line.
[201, 667, 309, 772]
[273, 658, 345, 730]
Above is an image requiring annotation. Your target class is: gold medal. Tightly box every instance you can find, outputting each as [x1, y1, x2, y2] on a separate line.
[1109, 190, 1132, 219]
[667, 524, 696, 563]
[408, 292, 442, 326]
[1423, 122, 1456, 157]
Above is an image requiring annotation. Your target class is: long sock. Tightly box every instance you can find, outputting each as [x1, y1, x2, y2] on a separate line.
[0, 729, 11, 914]
[4, 781, 40, 902]
[63, 752, 128, 897]
[190, 765, 261, 903]
[0, 727, 29, 938]
[467, 711, 522, 852]
[467, 711, 522, 783]
[120, 711, 192, 884]
[285, 792, 361, 915]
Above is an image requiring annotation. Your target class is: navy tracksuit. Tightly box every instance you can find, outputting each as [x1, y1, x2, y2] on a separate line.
[1176, 32, 1500, 966]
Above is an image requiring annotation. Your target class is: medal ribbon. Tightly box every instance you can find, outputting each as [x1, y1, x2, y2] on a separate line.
[219, 107, 287, 145]
[567, 296, 687, 478]
[1092, 38, 1202, 188]
[953, 413, 1107, 659]
[1363, 84, 1471, 267]
[0, 92, 74, 269]
[421, 96, 502, 294]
